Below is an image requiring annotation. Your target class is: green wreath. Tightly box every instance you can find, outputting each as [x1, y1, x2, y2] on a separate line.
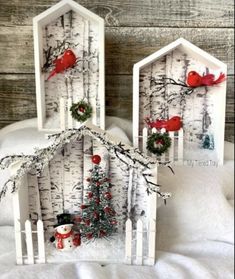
[147, 132, 172, 156]
[70, 100, 92, 122]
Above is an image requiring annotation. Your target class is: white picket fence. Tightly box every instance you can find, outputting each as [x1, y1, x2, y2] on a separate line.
[15, 219, 46, 265]
[125, 218, 156, 266]
[142, 127, 184, 164]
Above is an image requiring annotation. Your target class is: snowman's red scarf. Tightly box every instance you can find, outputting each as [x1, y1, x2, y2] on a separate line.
[55, 231, 73, 249]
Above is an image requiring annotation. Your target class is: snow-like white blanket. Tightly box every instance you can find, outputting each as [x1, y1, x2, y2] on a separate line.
[0, 118, 234, 279]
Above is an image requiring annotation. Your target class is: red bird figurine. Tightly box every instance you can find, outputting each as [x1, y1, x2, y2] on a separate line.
[186, 71, 226, 87]
[145, 116, 182, 132]
[47, 49, 77, 80]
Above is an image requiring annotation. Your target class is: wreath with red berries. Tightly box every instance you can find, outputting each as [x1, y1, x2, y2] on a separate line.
[70, 100, 92, 122]
[147, 132, 172, 156]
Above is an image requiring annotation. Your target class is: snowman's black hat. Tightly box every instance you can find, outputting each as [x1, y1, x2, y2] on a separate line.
[54, 213, 74, 228]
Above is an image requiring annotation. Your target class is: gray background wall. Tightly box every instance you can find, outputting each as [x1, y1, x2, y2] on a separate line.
[0, 0, 234, 142]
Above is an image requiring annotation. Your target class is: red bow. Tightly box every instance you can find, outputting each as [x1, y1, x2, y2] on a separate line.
[186, 71, 226, 87]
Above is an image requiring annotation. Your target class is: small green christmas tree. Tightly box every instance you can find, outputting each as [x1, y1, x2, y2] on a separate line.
[77, 155, 117, 241]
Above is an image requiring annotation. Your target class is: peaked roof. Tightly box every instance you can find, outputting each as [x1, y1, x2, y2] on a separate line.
[33, 0, 104, 26]
[0, 122, 172, 201]
[134, 38, 227, 71]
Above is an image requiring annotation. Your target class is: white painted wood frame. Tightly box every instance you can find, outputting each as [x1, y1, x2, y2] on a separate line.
[33, 0, 105, 132]
[133, 38, 227, 165]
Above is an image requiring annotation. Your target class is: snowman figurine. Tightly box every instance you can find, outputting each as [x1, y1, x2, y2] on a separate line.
[52, 213, 81, 251]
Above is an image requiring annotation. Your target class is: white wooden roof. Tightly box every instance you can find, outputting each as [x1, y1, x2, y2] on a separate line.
[33, 0, 104, 26]
[133, 38, 227, 71]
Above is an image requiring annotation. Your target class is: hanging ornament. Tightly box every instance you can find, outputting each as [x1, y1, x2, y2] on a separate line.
[91, 155, 101, 165]
[145, 116, 182, 132]
[70, 100, 92, 122]
[87, 192, 93, 199]
[47, 49, 77, 80]
[99, 230, 106, 238]
[86, 233, 93, 240]
[147, 132, 172, 156]
[104, 192, 112, 200]
[186, 71, 226, 87]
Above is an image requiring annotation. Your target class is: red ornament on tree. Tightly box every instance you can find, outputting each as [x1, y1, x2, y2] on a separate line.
[99, 230, 106, 238]
[111, 220, 117, 225]
[104, 192, 112, 200]
[87, 192, 93, 199]
[80, 204, 87, 210]
[95, 198, 100, 205]
[86, 233, 93, 240]
[85, 219, 91, 226]
[96, 182, 101, 187]
[104, 206, 112, 214]
[93, 211, 99, 220]
[92, 155, 101, 165]
[74, 216, 82, 223]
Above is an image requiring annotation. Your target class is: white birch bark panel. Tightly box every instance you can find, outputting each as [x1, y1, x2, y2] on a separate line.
[109, 155, 128, 233]
[49, 149, 64, 217]
[134, 170, 148, 226]
[66, 138, 84, 214]
[27, 170, 41, 227]
[83, 135, 93, 202]
[37, 166, 55, 232]
[42, 11, 100, 130]
[139, 48, 219, 162]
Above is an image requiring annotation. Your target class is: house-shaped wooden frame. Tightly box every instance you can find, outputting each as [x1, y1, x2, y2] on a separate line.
[133, 38, 227, 165]
[33, 0, 105, 132]
[0, 122, 171, 266]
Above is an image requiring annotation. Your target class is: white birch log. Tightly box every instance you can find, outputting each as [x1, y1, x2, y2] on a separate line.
[109, 155, 127, 233]
[27, 171, 42, 228]
[67, 138, 84, 214]
[25, 220, 34, 265]
[49, 148, 64, 217]
[63, 143, 72, 213]
[83, 135, 93, 203]
[38, 166, 54, 232]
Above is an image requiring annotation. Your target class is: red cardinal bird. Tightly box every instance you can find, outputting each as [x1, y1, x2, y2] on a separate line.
[47, 49, 77, 80]
[145, 116, 182, 132]
[186, 71, 226, 87]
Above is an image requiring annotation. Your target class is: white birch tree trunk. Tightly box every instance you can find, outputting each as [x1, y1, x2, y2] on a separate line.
[37, 166, 54, 233]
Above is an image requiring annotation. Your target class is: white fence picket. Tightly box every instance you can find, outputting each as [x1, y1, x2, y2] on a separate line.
[25, 220, 34, 264]
[148, 219, 156, 266]
[125, 219, 132, 264]
[136, 219, 143, 265]
[37, 220, 46, 264]
[14, 219, 23, 265]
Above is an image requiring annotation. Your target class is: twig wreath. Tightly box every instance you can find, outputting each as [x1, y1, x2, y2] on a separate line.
[147, 132, 172, 156]
[70, 100, 92, 122]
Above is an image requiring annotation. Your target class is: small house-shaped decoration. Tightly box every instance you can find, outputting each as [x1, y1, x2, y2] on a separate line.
[133, 38, 227, 165]
[0, 122, 171, 266]
[33, 0, 105, 132]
